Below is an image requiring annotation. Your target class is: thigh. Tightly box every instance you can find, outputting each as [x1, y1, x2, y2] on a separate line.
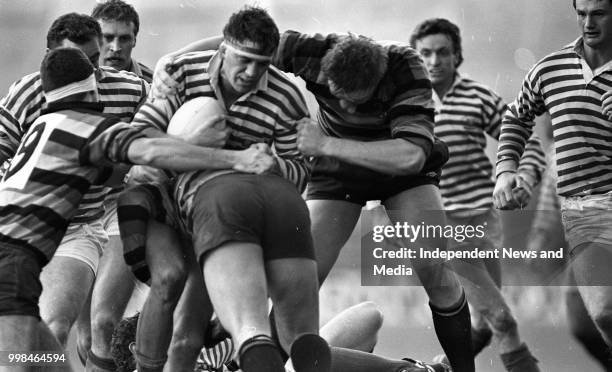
[55, 222, 107, 274]
[260, 176, 314, 260]
[306, 199, 362, 283]
[189, 175, 264, 261]
[0, 246, 42, 318]
[39, 255, 95, 323]
[572, 243, 612, 313]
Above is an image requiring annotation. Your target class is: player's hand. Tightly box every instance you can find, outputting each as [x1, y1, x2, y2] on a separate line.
[183, 114, 229, 148]
[234, 143, 276, 174]
[602, 90, 612, 121]
[511, 174, 534, 209]
[493, 172, 521, 210]
[297, 118, 330, 156]
[124, 165, 169, 185]
[152, 54, 180, 99]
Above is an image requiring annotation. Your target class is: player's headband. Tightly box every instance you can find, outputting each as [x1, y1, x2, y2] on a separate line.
[45, 73, 97, 103]
[221, 39, 273, 62]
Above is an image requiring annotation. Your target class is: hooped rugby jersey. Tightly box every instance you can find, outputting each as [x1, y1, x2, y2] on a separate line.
[0, 102, 145, 265]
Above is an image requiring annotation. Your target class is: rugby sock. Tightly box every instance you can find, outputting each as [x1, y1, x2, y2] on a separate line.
[117, 185, 164, 283]
[471, 326, 493, 357]
[87, 349, 117, 372]
[328, 347, 446, 372]
[499, 343, 540, 372]
[429, 291, 475, 372]
[238, 335, 285, 372]
[130, 342, 167, 372]
[290, 334, 331, 372]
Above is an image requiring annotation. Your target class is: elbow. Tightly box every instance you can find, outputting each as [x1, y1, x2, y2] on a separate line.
[394, 152, 426, 176]
[128, 138, 163, 166]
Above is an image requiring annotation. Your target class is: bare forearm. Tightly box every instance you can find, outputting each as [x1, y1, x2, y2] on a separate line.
[322, 137, 426, 175]
[170, 36, 223, 57]
[128, 137, 240, 172]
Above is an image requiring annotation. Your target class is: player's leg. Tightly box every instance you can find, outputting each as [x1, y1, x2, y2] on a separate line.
[39, 223, 103, 347]
[191, 175, 290, 372]
[0, 247, 70, 372]
[385, 184, 474, 372]
[319, 301, 383, 352]
[571, 242, 612, 346]
[87, 235, 136, 372]
[306, 199, 362, 284]
[565, 283, 612, 370]
[133, 219, 187, 372]
[89, 198, 140, 372]
[447, 210, 539, 371]
[164, 240, 211, 372]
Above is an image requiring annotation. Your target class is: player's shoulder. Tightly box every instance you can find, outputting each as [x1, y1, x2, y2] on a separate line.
[7, 71, 42, 93]
[455, 75, 502, 100]
[174, 51, 217, 67]
[98, 65, 146, 86]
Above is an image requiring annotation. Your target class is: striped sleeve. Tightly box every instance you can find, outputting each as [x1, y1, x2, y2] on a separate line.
[87, 120, 147, 166]
[268, 70, 311, 192]
[496, 63, 546, 177]
[387, 49, 436, 154]
[0, 73, 44, 162]
[483, 88, 546, 183]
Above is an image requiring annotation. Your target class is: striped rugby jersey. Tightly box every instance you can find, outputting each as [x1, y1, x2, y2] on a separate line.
[130, 59, 153, 84]
[497, 38, 612, 197]
[0, 102, 145, 265]
[0, 66, 148, 222]
[273, 30, 436, 154]
[434, 75, 545, 216]
[130, 51, 310, 219]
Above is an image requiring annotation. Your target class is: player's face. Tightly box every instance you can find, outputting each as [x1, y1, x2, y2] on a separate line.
[58, 38, 101, 69]
[98, 20, 137, 71]
[220, 44, 270, 95]
[415, 33, 457, 88]
[576, 0, 612, 50]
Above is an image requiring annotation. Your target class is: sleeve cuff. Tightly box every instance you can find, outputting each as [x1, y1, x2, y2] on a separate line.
[496, 159, 518, 178]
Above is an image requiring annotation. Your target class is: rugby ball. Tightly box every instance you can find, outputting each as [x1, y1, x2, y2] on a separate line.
[167, 96, 225, 140]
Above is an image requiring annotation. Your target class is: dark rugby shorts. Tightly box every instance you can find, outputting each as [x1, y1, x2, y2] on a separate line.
[306, 139, 448, 205]
[0, 244, 43, 318]
[189, 173, 314, 262]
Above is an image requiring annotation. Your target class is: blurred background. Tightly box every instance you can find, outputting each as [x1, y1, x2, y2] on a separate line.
[0, 0, 600, 371]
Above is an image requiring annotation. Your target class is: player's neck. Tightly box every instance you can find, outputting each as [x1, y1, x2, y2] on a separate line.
[583, 44, 612, 70]
[433, 78, 453, 99]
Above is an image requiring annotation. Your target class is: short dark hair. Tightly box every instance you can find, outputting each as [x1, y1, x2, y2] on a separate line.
[222, 6, 279, 55]
[91, 0, 140, 36]
[409, 18, 464, 68]
[321, 35, 388, 93]
[40, 47, 95, 93]
[572, 0, 612, 7]
[46, 13, 102, 49]
[110, 313, 139, 372]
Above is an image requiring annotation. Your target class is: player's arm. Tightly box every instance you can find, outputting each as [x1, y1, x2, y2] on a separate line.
[270, 91, 313, 192]
[152, 36, 223, 98]
[89, 121, 273, 180]
[297, 119, 426, 176]
[493, 67, 546, 210]
[0, 74, 45, 169]
[484, 91, 545, 208]
[297, 49, 434, 176]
